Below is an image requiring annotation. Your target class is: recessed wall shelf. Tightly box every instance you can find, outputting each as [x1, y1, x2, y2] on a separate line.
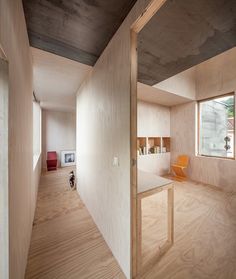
[162, 137, 171, 153]
[148, 137, 161, 154]
[137, 137, 147, 155]
[137, 137, 171, 156]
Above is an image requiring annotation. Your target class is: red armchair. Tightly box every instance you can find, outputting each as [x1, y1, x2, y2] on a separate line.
[47, 151, 57, 171]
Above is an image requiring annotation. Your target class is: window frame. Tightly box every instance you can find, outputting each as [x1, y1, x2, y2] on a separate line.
[197, 92, 235, 160]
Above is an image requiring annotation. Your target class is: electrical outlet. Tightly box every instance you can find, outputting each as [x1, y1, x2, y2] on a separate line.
[113, 157, 119, 166]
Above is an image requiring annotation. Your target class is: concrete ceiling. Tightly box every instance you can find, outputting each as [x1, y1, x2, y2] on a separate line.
[31, 47, 91, 112]
[138, 0, 236, 85]
[23, 0, 137, 66]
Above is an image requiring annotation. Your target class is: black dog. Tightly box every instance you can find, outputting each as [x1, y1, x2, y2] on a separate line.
[69, 171, 76, 190]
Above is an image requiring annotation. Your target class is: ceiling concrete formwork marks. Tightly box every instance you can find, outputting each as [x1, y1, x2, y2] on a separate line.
[23, 0, 137, 65]
[138, 0, 236, 85]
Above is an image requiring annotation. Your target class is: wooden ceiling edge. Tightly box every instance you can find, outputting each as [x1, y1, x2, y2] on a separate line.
[130, 0, 168, 278]
[131, 0, 167, 33]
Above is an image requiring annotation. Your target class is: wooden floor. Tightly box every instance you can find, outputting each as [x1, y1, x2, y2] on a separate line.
[25, 168, 236, 279]
[25, 167, 125, 279]
[140, 179, 236, 279]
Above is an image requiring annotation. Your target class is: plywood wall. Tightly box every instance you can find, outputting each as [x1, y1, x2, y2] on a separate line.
[196, 48, 236, 100]
[42, 110, 76, 169]
[76, 1, 151, 277]
[154, 67, 196, 100]
[0, 0, 40, 278]
[138, 100, 170, 137]
[171, 48, 236, 192]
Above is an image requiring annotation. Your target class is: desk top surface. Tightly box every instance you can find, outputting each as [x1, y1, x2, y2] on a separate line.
[138, 170, 173, 194]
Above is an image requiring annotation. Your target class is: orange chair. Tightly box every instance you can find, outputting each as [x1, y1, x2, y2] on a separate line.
[171, 155, 189, 181]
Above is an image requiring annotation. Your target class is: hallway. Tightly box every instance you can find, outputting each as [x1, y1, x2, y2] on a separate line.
[25, 168, 125, 279]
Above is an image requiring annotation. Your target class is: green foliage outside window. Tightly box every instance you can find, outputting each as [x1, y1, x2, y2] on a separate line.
[223, 97, 234, 117]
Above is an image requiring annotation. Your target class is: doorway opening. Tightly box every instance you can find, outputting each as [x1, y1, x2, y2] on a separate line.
[130, 1, 167, 276]
[131, 0, 236, 277]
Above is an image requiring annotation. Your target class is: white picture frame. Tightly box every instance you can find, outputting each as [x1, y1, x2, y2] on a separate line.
[61, 150, 76, 167]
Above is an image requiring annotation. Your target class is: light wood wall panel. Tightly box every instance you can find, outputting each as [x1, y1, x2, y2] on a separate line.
[154, 67, 196, 100]
[76, 1, 152, 277]
[196, 47, 236, 100]
[138, 100, 170, 137]
[171, 49, 236, 192]
[0, 0, 40, 278]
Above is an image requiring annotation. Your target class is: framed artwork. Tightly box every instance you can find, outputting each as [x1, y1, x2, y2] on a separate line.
[61, 150, 76, 167]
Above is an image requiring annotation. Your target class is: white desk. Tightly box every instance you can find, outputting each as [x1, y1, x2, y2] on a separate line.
[137, 170, 174, 272]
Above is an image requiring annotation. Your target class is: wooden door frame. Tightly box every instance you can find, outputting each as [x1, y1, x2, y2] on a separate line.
[130, 0, 167, 277]
[0, 43, 9, 279]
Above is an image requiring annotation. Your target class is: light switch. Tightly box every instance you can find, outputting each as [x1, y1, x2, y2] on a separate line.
[113, 157, 119, 166]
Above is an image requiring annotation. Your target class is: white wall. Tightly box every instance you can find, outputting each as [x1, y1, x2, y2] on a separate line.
[171, 48, 236, 192]
[42, 110, 76, 169]
[0, 0, 40, 278]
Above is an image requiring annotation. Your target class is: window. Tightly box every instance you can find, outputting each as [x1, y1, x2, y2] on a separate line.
[198, 93, 235, 159]
[33, 101, 42, 168]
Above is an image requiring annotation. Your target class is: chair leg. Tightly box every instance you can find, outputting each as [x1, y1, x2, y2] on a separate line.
[172, 166, 187, 181]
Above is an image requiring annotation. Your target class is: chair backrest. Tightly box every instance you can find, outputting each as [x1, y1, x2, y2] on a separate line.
[177, 155, 189, 168]
[47, 151, 57, 160]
